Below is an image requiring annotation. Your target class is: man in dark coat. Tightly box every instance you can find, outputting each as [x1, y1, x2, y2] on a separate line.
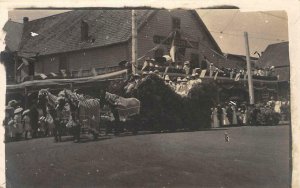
[201, 56, 209, 70]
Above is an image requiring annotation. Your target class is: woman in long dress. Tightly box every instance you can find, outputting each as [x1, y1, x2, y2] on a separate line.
[14, 108, 24, 140]
[22, 110, 31, 139]
[211, 108, 219, 128]
[232, 105, 238, 125]
[222, 107, 230, 126]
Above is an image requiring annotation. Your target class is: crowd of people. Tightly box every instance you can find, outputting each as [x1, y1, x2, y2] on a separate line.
[4, 99, 66, 143]
[210, 97, 290, 128]
[139, 55, 277, 81]
[4, 104, 34, 142]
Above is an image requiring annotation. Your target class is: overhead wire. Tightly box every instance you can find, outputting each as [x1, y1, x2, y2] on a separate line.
[220, 10, 238, 33]
[209, 30, 287, 42]
[259, 11, 287, 21]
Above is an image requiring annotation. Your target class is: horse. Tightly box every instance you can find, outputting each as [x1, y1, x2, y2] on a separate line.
[61, 89, 101, 141]
[37, 89, 58, 137]
[38, 88, 71, 141]
[105, 92, 141, 134]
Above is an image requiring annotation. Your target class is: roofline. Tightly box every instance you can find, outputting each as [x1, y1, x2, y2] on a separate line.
[126, 9, 158, 42]
[5, 20, 23, 25]
[226, 53, 259, 60]
[19, 10, 157, 57]
[21, 10, 72, 23]
[20, 40, 129, 58]
[190, 10, 223, 55]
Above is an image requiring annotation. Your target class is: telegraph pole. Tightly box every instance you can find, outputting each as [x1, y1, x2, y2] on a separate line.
[131, 10, 137, 75]
[244, 32, 255, 104]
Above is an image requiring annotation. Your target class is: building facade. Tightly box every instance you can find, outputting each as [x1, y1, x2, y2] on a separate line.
[14, 9, 225, 81]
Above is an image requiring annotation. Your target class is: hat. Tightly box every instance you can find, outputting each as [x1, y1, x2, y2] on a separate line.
[163, 55, 172, 62]
[142, 72, 149, 75]
[8, 100, 18, 107]
[229, 101, 236, 106]
[177, 77, 182, 82]
[184, 61, 190, 65]
[133, 73, 141, 77]
[22, 109, 30, 116]
[165, 75, 170, 81]
[14, 107, 23, 114]
[149, 71, 154, 74]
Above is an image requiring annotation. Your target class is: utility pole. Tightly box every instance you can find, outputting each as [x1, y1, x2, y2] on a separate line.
[131, 10, 137, 75]
[244, 32, 255, 104]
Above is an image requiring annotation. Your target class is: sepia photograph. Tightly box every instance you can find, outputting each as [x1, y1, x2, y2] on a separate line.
[1, 5, 293, 188]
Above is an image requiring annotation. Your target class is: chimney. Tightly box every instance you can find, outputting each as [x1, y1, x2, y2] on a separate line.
[23, 17, 29, 24]
[81, 20, 89, 41]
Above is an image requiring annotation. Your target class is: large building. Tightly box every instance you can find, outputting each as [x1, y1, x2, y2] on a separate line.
[257, 42, 290, 99]
[2, 9, 289, 105]
[5, 9, 233, 83]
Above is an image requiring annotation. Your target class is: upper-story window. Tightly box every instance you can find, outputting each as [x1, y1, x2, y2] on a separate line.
[172, 17, 181, 30]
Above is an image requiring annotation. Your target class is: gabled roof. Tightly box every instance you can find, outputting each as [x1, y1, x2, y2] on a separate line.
[18, 9, 223, 58]
[18, 10, 155, 57]
[225, 53, 258, 62]
[259, 42, 289, 67]
[3, 20, 23, 52]
[258, 42, 289, 81]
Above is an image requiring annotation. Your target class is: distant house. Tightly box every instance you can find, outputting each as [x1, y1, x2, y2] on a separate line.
[258, 42, 289, 81]
[10, 9, 225, 82]
[257, 42, 289, 99]
[222, 53, 258, 69]
[1, 20, 23, 84]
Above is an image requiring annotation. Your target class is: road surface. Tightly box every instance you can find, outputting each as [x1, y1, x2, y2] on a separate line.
[5, 125, 290, 188]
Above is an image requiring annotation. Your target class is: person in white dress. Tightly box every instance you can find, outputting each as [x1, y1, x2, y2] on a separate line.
[274, 100, 282, 113]
[211, 108, 219, 128]
[22, 109, 31, 139]
[222, 107, 230, 126]
[14, 107, 24, 140]
[231, 105, 238, 125]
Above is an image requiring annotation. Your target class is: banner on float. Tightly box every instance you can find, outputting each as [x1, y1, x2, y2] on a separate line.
[200, 70, 207, 78]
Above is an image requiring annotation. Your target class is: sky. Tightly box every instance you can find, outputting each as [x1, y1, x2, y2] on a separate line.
[7, 9, 288, 56]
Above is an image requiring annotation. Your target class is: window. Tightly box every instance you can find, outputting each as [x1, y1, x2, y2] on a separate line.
[172, 17, 181, 30]
[82, 70, 91, 77]
[59, 55, 68, 71]
[72, 71, 78, 77]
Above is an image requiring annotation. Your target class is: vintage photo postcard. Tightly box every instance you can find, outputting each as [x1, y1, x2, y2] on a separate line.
[0, 1, 299, 187]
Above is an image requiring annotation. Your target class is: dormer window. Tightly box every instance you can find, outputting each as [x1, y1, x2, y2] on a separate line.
[81, 20, 89, 41]
[172, 17, 181, 30]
